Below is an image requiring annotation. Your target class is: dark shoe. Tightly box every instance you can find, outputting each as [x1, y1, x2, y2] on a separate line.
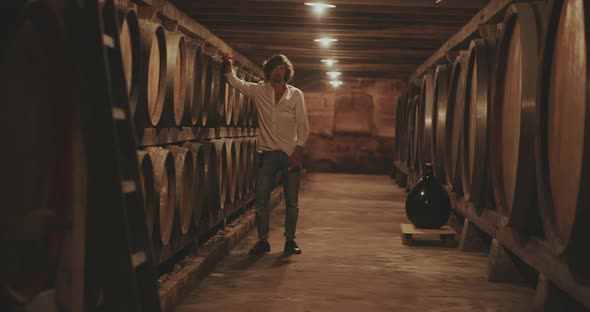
[284, 239, 302, 254]
[249, 240, 270, 255]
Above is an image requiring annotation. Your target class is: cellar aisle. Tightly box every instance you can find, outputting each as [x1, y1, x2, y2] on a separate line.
[175, 173, 534, 312]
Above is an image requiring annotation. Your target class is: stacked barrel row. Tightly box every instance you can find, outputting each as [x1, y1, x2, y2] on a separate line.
[116, 8, 267, 264]
[135, 138, 258, 264]
[117, 9, 260, 131]
[395, 0, 590, 281]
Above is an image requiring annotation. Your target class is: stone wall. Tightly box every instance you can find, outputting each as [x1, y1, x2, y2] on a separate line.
[300, 78, 405, 173]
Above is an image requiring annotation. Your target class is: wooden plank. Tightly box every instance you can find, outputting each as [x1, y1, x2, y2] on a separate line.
[450, 192, 499, 237]
[409, 0, 514, 84]
[496, 226, 590, 309]
[400, 223, 455, 235]
[171, 0, 487, 9]
[138, 0, 263, 76]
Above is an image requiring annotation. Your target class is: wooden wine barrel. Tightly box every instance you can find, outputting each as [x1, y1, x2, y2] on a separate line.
[433, 64, 450, 180]
[405, 95, 417, 170]
[224, 78, 235, 126]
[165, 145, 194, 235]
[444, 53, 468, 190]
[195, 51, 209, 127]
[136, 151, 156, 242]
[400, 93, 410, 166]
[225, 139, 238, 203]
[145, 147, 176, 246]
[418, 71, 435, 172]
[0, 3, 79, 304]
[398, 93, 409, 168]
[118, 9, 140, 109]
[491, 2, 544, 229]
[218, 62, 228, 126]
[136, 21, 166, 129]
[394, 92, 406, 166]
[461, 37, 496, 205]
[212, 139, 229, 210]
[159, 31, 186, 127]
[197, 141, 215, 224]
[183, 44, 206, 126]
[536, 0, 590, 270]
[204, 55, 222, 127]
[411, 95, 421, 171]
[182, 141, 206, 227]
[233, 138, 243, 200]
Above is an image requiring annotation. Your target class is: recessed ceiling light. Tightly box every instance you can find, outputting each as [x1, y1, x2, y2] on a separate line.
[315, 38, 338, 47]
[304, 2, 336, 15]
[329, 80, 343, 87]
[327, 71, 342, 79]
[304, 2, 336, 8]
[321, 59, 338, 67]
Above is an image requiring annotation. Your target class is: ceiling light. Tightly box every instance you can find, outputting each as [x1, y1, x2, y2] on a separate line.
[304, 2, 336, 15]
[315, 38, 338, 47]
[321, 59, 338, 67]
[329, 80, 343, 88]
[327, 71, 341, 79]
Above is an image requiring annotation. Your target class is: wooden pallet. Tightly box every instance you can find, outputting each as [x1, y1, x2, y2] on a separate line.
[400, 223, 457, 247]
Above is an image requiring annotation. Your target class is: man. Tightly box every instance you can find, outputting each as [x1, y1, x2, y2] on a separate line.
[222, 53, 309, 255]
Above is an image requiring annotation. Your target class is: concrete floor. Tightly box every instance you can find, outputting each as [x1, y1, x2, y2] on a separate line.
[175, 173, 534, 312]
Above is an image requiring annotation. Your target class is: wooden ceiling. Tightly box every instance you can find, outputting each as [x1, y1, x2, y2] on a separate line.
[170, 0, 488, 85]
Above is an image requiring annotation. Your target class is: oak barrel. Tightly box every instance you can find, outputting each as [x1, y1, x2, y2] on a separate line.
[433, 64, 450, 180]
[166, 145, 194, 235]
[0, 3, 78, 303]
[491, 2, 544, 228]
[204, 55, 222, 127]
[160, 31, 186, 127]
[211, 139, 229, 210]
[418, 71, 435, 173]
[144, 147, 176, 246]
[137, 151, 156, 242]
[136, 21, 166, 129]
[461, 38, 496, 204]
[225, 138, 238, 204]
[445, 53, 468, 190]
[182, 141, 206, 228]
[536, 0, 590, 273]
[118, 9, 140, 109]
[183, 44, 206, 126]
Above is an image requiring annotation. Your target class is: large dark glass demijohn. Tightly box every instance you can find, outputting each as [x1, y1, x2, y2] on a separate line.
[405, 163, 451, 229]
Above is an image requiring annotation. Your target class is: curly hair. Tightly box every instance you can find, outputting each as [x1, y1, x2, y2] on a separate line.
[262, 54, 294, 82]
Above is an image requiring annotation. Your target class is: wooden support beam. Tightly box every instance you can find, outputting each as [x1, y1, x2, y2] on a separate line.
[459, 218, 490, 252]
[136, 0, 263, 75]
[496, 227, 590, 310]
[487, 239, 528, 283]
[533, 274, 589, 312]
[408, 0, 516, 84]
[170, 0, 488, 9]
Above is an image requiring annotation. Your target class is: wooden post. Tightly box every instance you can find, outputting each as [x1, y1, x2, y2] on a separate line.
[487, 239, 527, 283]
[533, 274, 588, 312]
[447, 210, 464, 237]
[459, 218, 489, 252]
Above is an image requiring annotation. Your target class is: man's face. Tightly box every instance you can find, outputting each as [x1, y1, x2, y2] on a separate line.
[270, 64, 286, 83]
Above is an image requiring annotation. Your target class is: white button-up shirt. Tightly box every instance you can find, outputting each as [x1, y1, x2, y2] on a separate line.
[225, 70, 309, 156]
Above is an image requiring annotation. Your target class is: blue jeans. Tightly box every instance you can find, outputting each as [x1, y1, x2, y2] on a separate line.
[255, 151, 300, 240]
